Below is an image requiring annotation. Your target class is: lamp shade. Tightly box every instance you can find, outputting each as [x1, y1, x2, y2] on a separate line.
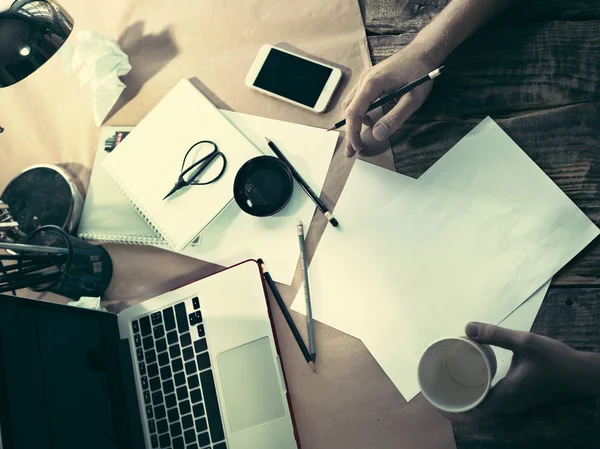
[0, 0, 73, 88]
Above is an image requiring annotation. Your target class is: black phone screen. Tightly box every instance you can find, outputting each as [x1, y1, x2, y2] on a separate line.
[253, 48, 334, 108]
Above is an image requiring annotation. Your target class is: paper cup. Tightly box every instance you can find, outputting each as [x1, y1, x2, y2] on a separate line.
[418, 337, 497, 413]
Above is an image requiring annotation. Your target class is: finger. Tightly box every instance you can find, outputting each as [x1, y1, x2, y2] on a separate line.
[342, 84, 359, 111]
[466, 322, 533, 351]
[345, 136, 356, 157]
[372, 92, 421, 141]
[344, 78, 384, 155]
[472, 377, 513, 416]
[362, 114, 375, 127]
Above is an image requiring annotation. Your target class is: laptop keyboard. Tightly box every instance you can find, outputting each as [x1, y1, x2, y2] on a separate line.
[132, 297, 227, 449]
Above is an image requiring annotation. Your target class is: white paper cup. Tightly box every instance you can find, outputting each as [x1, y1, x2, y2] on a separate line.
[418, 337, 497, 413]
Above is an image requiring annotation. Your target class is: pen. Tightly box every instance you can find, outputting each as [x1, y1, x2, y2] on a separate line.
[264, 137, 339, 228]
[258, 258, 316, 372]
[327, 66, 445, 131]
[297, 220, 316, 363]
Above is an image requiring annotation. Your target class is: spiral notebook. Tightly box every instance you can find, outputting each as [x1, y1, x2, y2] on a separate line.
[102, 79, 262, 251]
[78, 126, 167, 246]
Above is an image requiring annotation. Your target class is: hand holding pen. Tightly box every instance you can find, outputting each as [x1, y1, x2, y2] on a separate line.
[339, 48, 444, 157]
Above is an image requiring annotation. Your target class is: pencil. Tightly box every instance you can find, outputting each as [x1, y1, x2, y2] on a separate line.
[0, 242, 69, 255]
[297, 220, 316, 363]
[258, 258, 316, 372]
[264, 137, 338, 228]
[327, 66, 445, 131]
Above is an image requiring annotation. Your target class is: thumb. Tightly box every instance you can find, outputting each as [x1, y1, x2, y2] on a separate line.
[465, 322, 531, 351]
[372, 93, 420, 141]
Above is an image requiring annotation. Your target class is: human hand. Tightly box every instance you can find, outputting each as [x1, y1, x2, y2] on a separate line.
[442, 322, 598, 424]
[342, 44, 438, 157]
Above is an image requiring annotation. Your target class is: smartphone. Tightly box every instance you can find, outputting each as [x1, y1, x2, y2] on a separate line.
[245, 45, 343, 113]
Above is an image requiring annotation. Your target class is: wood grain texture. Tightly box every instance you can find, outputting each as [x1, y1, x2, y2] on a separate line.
[453, 287, 600, 449]
[360, 0, 600, 35]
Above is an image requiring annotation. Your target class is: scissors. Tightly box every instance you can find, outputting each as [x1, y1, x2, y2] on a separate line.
[163, 140, 227, 200]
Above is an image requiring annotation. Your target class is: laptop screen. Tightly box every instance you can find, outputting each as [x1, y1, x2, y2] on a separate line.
[0, 295, 135, 449]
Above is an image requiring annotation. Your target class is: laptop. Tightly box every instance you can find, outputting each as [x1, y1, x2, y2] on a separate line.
[0, 260, 299, 449]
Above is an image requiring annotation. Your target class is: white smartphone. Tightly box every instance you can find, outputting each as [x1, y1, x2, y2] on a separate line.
[245, 45, 343, 113]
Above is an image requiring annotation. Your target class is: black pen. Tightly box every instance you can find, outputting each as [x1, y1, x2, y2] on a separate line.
[265, 137, 338, 227]
[327, 66, 445, 131]
[258, 258, 316, 372]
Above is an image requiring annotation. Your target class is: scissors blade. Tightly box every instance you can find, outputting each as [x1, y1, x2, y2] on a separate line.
[163, 184, 181, 200]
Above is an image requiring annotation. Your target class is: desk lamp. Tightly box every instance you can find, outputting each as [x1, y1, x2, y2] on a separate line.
[0, 1, 74, 241]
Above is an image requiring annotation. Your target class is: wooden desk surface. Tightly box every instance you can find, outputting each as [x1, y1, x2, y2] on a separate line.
[360, 0, 600, 447]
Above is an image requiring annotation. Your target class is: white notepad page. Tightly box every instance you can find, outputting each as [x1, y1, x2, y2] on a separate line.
[103, 79, 261, 251]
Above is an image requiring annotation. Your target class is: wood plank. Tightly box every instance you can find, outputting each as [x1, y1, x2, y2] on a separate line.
[360, 0, 600, 35]
[453, 287, 600, 448]
[387, 104, 600, 284]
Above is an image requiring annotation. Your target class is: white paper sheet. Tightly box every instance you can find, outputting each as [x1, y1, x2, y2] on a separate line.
[292, 117, 599, 400]
[183, 112, 339, 285]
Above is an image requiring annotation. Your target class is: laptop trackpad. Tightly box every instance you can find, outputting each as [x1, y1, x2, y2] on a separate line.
[217, 337, 285, 433]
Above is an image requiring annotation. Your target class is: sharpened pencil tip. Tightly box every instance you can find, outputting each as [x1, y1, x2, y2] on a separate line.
[309, 361, 316, 373]
[264, 137, 272, 144]
[326, 125, 336, 132]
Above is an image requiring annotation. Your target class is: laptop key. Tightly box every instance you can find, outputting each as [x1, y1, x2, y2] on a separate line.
[197, 324, 205, 338]
[188, 311, 202, 326]
[153, 325, 165, 340]
[168, 407, 179, 423]
[145, 349, 157, 364]
[146, 405, 153, 419]
[136, 348, 144, 361]
[148, 419, 156, 433]
[151, 434, 159, 448]
[144, 391, 151, 404]
[152, 391, 163, 405]
[134, 334, 142, 347]
[170, 422, 183, 438]
[172, 357, 184, 373]
[157, 418, 168, 434]
[200, 370, 225, 442]
[173, 436, 185, 449]
[196, 353, 210, 371]
[213, 443, 226, 449]
[183, 347, 194, 361]
[181, 332, 192, 347]
[187, 444, 199, 449]
[169, 344, 181, 359]
[180, 400, 191, 416]
[195, 417, 207, 433]
[140, 316, 152, 336]
[163, 379, 175, 395]
[190, 388, 202, 404]
[159, 433, 170, 448]
[197, 431, 210, 448]
[143, 336, 154, 351]
[192, 296, 200, 309]
[167, 330, 178, 345]
[148, 363, 159, 378]
[184, 428, 195, 444]
[176, 385, 188, 401]
[158, 351, 169, 367]
[151, 312, 163, 325]
[163, 307, 176, 331]
[182, 414, 193, 430]
[156, 337, 167, 353]
[154, 405, 166, 420]
[174, 372, 186, 387]
[141, 376, 148, 390]
[165, 393, 177, 409]
[150, 376, 161, 392]
[132, 320, 140, 333]
[160, 366, 172, 381]
[194, 339, 207, 354]
[138, 362, 146, 376]
[192, 403, 205, 418]
[175, 302, 190, 333]
[188, 374, 199, 389]
[185, 360, 197, 375]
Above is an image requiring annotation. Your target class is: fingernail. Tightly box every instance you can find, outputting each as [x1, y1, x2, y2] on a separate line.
[373, 124, 388, 141]
[345, 146, 355, 157]
[465, 322, 480, 339]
